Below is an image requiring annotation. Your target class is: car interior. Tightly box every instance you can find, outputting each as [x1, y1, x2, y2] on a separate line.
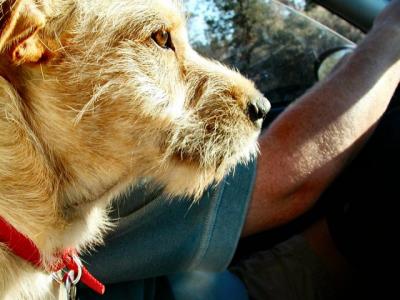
[218, 0, 400, 292]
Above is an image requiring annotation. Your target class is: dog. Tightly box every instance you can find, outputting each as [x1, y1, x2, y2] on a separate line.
[0, 0, 270, 298]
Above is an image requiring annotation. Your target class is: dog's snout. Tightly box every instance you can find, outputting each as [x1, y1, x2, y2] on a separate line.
[247, 97, 271, 125]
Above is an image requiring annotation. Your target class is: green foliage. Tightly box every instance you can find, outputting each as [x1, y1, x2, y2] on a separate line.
[189, 0, 362, 103]
[279, 0, 316, 11]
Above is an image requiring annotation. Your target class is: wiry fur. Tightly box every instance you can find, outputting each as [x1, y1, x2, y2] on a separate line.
[0, 0, 267, 298]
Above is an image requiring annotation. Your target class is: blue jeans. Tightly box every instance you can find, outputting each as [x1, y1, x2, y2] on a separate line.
[79, 161, 257, 299]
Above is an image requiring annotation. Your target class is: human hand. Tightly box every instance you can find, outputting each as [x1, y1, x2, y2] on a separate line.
[369, 1, 400, 65]
[373, 0, 400, 31]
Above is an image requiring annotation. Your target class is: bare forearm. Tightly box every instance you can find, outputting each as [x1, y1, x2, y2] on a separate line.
[243, 18, 400, 236]
[262, 25, 399, 197]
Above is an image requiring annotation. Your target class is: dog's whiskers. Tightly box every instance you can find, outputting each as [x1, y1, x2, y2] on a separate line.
[39, 63, 46, 81]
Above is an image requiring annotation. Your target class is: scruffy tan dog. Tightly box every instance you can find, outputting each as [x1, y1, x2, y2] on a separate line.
[0, 0, 269, 298]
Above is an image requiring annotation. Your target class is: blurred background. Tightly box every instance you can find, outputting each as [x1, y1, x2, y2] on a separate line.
[184, 0, 363, 104]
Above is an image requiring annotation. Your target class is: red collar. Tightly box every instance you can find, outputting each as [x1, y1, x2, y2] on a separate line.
[0, 216, 105, 295]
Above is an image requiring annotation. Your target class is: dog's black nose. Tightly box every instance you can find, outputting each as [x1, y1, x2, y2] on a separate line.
[247, 97, 271, 125]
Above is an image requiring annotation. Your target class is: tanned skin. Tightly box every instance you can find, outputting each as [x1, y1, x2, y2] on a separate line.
[243, 0, 400, 236]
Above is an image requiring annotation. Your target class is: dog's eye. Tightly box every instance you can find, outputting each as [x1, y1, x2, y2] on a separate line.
[152, 30, 175, 51]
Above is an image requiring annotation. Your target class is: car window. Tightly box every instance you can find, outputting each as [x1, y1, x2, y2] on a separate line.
[185, 0, 358, 105]
[278, 0, 364, 43]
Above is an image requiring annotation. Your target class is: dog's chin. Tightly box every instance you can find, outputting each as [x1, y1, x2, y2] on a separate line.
[159, 142, 259, 200]
[159, 160, 226, 200]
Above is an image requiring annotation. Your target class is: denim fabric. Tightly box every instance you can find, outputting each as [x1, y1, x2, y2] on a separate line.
[79, 160, 257, 299]
[168, 271, 249, 300]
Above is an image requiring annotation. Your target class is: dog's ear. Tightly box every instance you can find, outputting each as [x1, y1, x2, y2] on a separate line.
[0, 0, 46, 64]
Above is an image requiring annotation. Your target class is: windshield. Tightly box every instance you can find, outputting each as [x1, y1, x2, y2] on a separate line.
[185, 0, 355, 104]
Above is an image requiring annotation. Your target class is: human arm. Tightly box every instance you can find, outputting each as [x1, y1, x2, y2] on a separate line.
[243, 1, 400, 236]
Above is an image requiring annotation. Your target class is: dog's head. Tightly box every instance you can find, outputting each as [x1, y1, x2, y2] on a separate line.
[0, 0, 270, 207]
